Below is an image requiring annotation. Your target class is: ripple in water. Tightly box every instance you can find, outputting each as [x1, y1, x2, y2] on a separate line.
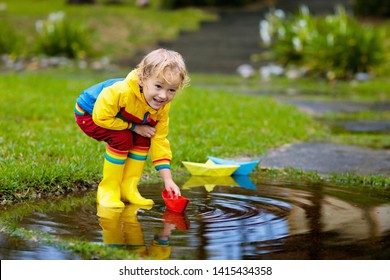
[189, 192, 291, 259]
[10, 179, 390, 260]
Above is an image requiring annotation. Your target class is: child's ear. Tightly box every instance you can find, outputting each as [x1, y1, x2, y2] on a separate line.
[138, 72, 144, 86]
[138, 77, 143, 86]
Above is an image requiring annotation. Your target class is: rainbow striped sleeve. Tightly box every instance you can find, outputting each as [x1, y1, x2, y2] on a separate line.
[129, 123, 136, 131]
[128, 146, 149, 161]
[153, 158, 171, 170]
[74, 103, 86, 116]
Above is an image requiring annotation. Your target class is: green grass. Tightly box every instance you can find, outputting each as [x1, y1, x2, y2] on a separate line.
[169, 85, 323, 160]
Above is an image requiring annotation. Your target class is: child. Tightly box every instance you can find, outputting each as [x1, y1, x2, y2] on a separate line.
[74, 48, 190, 208]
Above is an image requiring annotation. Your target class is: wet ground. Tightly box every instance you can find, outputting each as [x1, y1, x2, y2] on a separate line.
[261, 142, 390, 176]
[1, 177, 390, 260]
[261, 99, 390, 176]
[277, 98, 390, 116]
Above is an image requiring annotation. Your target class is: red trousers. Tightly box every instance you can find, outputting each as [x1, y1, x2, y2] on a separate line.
[75, 113, 150, 151]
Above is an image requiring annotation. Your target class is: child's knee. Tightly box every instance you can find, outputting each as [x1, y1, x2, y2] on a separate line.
[133, 134, 151, 147]
[108, 130, 133, 151]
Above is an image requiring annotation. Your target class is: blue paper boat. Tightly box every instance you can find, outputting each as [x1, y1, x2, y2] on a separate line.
[207, 156, 259, 176]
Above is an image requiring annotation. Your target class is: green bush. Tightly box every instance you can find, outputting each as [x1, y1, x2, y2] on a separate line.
[34, 11, 94, 58]
[305, 7, 385, 79]
[260, 6, 315, 65]
[260, 6, 387, 79]
[0, 18, 23, 55]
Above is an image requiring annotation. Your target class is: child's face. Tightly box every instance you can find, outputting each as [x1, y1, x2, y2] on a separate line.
[140, 73, 180, 110]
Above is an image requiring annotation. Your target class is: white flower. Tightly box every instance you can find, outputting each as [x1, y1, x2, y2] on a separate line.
[300, 5, 310, 16]
[274, 9, 285, 19]
[35, 20, 44, 32]
[259, 20, 271, 45]
[237, 64, 255, 78]
[48, 11, 65, 22]
[292, 37, 302, 51]
[298, 19, 307, 29]
[268, 63, 284, 76]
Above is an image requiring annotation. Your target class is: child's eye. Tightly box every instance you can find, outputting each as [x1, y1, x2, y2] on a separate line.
[155, 84, 162, 89]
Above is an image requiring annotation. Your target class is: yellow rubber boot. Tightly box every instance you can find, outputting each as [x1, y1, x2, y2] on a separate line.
[120, 146, 154, 205]
[122, 204, 152, 257]
[150, 236, 172, 260]
[97, 146, 128, 208]
[96, 204, 124, 245]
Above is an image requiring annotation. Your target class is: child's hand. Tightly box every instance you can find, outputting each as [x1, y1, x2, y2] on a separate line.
[164, 180, 181, 198]
[159, 168, 181, 197]
[133, 124, 156, 138]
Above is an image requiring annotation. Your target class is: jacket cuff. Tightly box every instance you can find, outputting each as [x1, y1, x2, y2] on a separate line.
[153, 158, 171, 170]
[129, 123, 136, 131]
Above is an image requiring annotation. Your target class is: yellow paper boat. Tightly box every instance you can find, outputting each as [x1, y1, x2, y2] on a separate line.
[182, 160, 239, 177]
[182, 176, 239, 192]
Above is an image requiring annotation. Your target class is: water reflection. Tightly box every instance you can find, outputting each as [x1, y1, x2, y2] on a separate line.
[97, 204, 190, 260]
[183, 175, 257, 192]
[4, 177, 390, 260]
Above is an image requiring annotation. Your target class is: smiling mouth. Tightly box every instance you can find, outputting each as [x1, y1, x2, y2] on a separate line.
[153, 98, 165, 104]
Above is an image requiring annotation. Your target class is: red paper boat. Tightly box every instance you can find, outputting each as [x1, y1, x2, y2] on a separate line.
[163, 210, 190, 230]
[162, 189, 190, 213]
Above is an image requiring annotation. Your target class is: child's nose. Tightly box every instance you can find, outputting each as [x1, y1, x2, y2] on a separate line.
[159, 90, 168, 99]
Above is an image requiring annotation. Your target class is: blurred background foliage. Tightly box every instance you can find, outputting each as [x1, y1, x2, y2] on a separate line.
[0, 0, 389, 79]
[65, 0, 261, 8]
[0, 0, 216, 63]
[259, 5, 388, 80]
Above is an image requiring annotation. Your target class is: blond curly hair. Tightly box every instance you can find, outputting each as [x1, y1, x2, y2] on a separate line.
[137, 48, 190, 90]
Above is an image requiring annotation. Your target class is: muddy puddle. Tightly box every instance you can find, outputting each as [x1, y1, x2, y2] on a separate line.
[1, 176, 390, 260]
